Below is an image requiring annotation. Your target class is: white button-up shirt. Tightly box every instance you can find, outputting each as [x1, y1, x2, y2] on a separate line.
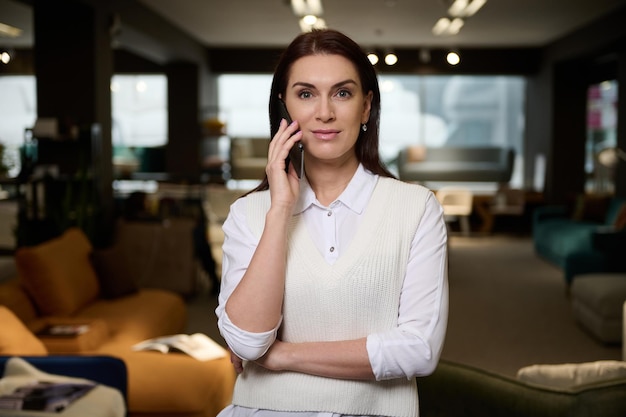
[215, 164, 448, 417]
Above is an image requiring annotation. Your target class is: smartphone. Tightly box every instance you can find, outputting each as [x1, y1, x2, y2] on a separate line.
[277, 100, 304, 179]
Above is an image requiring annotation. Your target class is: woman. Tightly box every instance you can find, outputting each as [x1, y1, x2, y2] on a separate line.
[216, 29, 448, 417]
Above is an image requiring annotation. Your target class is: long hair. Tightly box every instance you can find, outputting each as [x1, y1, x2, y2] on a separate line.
[248, 29, 395, 194]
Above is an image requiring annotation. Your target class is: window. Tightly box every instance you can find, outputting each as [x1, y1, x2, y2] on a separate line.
[111, 74, 168, 178]
[586, 80, 618, 193]
[0, 75, 37, 178]
[111, 74, 168, 147]
[217, 74, 525, 187]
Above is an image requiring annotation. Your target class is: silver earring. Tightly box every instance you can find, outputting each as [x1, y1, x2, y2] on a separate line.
[361, 124, 367, 132]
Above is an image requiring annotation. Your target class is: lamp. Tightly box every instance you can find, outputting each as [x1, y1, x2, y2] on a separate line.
[597, 147, 626, 168]
[291, 0, 323, 16]
[432, 17, 464, 36]
[446, 51, 461, 65]
[298, 16, 326, 32]
[384, 51, 398, 66]
[1, 50, 10, 64]
[291, 0, 325, 32]
[367, 52, 379, 65]
[448, 0, 487, 17]
[0, 22, 22, 38]
[433, 0, 486, 36]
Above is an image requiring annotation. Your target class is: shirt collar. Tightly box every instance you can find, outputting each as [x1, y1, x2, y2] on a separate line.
[294, 164, 378, 215]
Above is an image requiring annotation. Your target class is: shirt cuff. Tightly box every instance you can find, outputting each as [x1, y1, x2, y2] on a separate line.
[218, 311, 282, 361]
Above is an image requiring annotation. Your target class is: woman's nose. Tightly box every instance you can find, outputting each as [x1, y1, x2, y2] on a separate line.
[316, 99, 336, 122]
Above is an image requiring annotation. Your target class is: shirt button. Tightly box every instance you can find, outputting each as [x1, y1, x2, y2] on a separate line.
[327, 211, 332, 217]
[329, 246, 335, 253]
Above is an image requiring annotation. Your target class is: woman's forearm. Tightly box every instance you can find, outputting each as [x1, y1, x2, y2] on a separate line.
[225, 205, 292, 332]
[258, 338, 376, 381]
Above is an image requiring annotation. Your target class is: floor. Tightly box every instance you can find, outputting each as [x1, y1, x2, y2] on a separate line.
[185, 234, 623, 378]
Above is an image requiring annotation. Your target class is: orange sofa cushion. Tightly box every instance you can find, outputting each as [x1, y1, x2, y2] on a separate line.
[0, 306, 47, 355]
[0, 278, 38, 323]
[15, 228, 100, 316]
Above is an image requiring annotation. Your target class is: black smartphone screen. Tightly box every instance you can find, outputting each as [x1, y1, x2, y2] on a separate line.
[277, 100, 304, 178]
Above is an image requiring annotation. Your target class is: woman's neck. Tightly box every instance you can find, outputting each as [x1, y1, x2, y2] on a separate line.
[306, 159, 359, 206]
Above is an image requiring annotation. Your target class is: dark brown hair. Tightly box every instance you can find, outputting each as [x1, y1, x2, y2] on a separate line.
[248, 28, 395, 194]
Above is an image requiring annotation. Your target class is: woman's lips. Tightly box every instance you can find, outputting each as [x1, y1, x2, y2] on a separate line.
[312, 129, 340, 140]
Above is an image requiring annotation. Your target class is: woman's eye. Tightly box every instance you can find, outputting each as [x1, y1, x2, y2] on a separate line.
[299, 91, 312, 99]
[336, 89, 352, 99]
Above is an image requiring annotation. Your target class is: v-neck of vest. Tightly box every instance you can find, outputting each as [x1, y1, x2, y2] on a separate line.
[288, 177, 388, 273]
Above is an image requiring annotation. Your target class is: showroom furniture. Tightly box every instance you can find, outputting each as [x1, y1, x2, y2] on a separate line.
[0, 227, 235, 417]
[0, 355, 128, 400]
[397, 145, 515, 183]
[417, 359, 626, 417]
[0, 355, 127, 416]
[436, 186, 474, 236]
[570, 273, 626, 344]
[533, 195, 626, 286]
[229, 137, 269, 180]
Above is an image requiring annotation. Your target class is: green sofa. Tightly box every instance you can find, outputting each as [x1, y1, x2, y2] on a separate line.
[417, 360, 626, 417]
[532, 196, 626, 285]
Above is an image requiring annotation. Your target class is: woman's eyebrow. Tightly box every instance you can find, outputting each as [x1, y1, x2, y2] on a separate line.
[291, 79, 359, 90]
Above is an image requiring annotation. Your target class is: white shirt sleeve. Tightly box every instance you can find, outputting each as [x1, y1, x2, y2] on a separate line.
[215, 197, 281, 360]
[366, 193, 449, 381]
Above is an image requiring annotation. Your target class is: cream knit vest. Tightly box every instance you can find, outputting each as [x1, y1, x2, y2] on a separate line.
[234, 177, 431, 417]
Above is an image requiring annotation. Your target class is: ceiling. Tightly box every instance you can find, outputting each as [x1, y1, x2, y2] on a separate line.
[137, 0, 626, 48]
[2, 0, 626, 50]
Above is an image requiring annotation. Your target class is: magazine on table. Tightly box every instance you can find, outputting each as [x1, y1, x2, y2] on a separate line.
[36, 324, 91, 338]
[132, 333, 227, 361]
[0, 380, 96, 412]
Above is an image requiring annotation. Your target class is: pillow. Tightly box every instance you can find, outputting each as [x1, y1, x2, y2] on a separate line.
[0, 279, 38, 323]
[0, 306, 47, 355]
[90, 245, 139, 299]
[612, 204, 626, 230]
[517, 360, 626, 389]
[570, 194, 610, 223]
[15, 228, 100, 316]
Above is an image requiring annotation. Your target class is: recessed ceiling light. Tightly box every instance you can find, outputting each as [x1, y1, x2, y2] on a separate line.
[0, 22, 23, 38]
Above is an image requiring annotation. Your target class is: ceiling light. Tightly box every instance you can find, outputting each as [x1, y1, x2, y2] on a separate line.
[384, 52, 398, 66]
[463, 0, 487, 16]
[291, 0, 323, 17]
[448, 0, 468, 17]
[1, 51, 10, 64]
[367, 53, 379, 65]
[299, 17, 326, 32]
[448, 18, 464, 35]
[432, 17, 464, 36]
[432, 17, 451, 36]
[448, 0, 487, 18]
[302, 14, 318, 25]
[0, 22, 23, 38]
[446, 51, 461, 65]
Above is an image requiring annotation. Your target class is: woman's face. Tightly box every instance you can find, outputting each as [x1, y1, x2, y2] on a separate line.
[283, 54, 372, 167]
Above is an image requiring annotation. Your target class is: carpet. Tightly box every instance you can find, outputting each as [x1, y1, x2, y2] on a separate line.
[442, 235, 622, 377]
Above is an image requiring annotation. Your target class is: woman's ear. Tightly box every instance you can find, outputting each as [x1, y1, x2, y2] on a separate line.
[362, 91, 373, 124]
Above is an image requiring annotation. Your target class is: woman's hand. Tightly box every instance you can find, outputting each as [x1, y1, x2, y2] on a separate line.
[229, 349, 244, 374]
[254, 339, 288, 372]
[266, 119, 303, 209]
